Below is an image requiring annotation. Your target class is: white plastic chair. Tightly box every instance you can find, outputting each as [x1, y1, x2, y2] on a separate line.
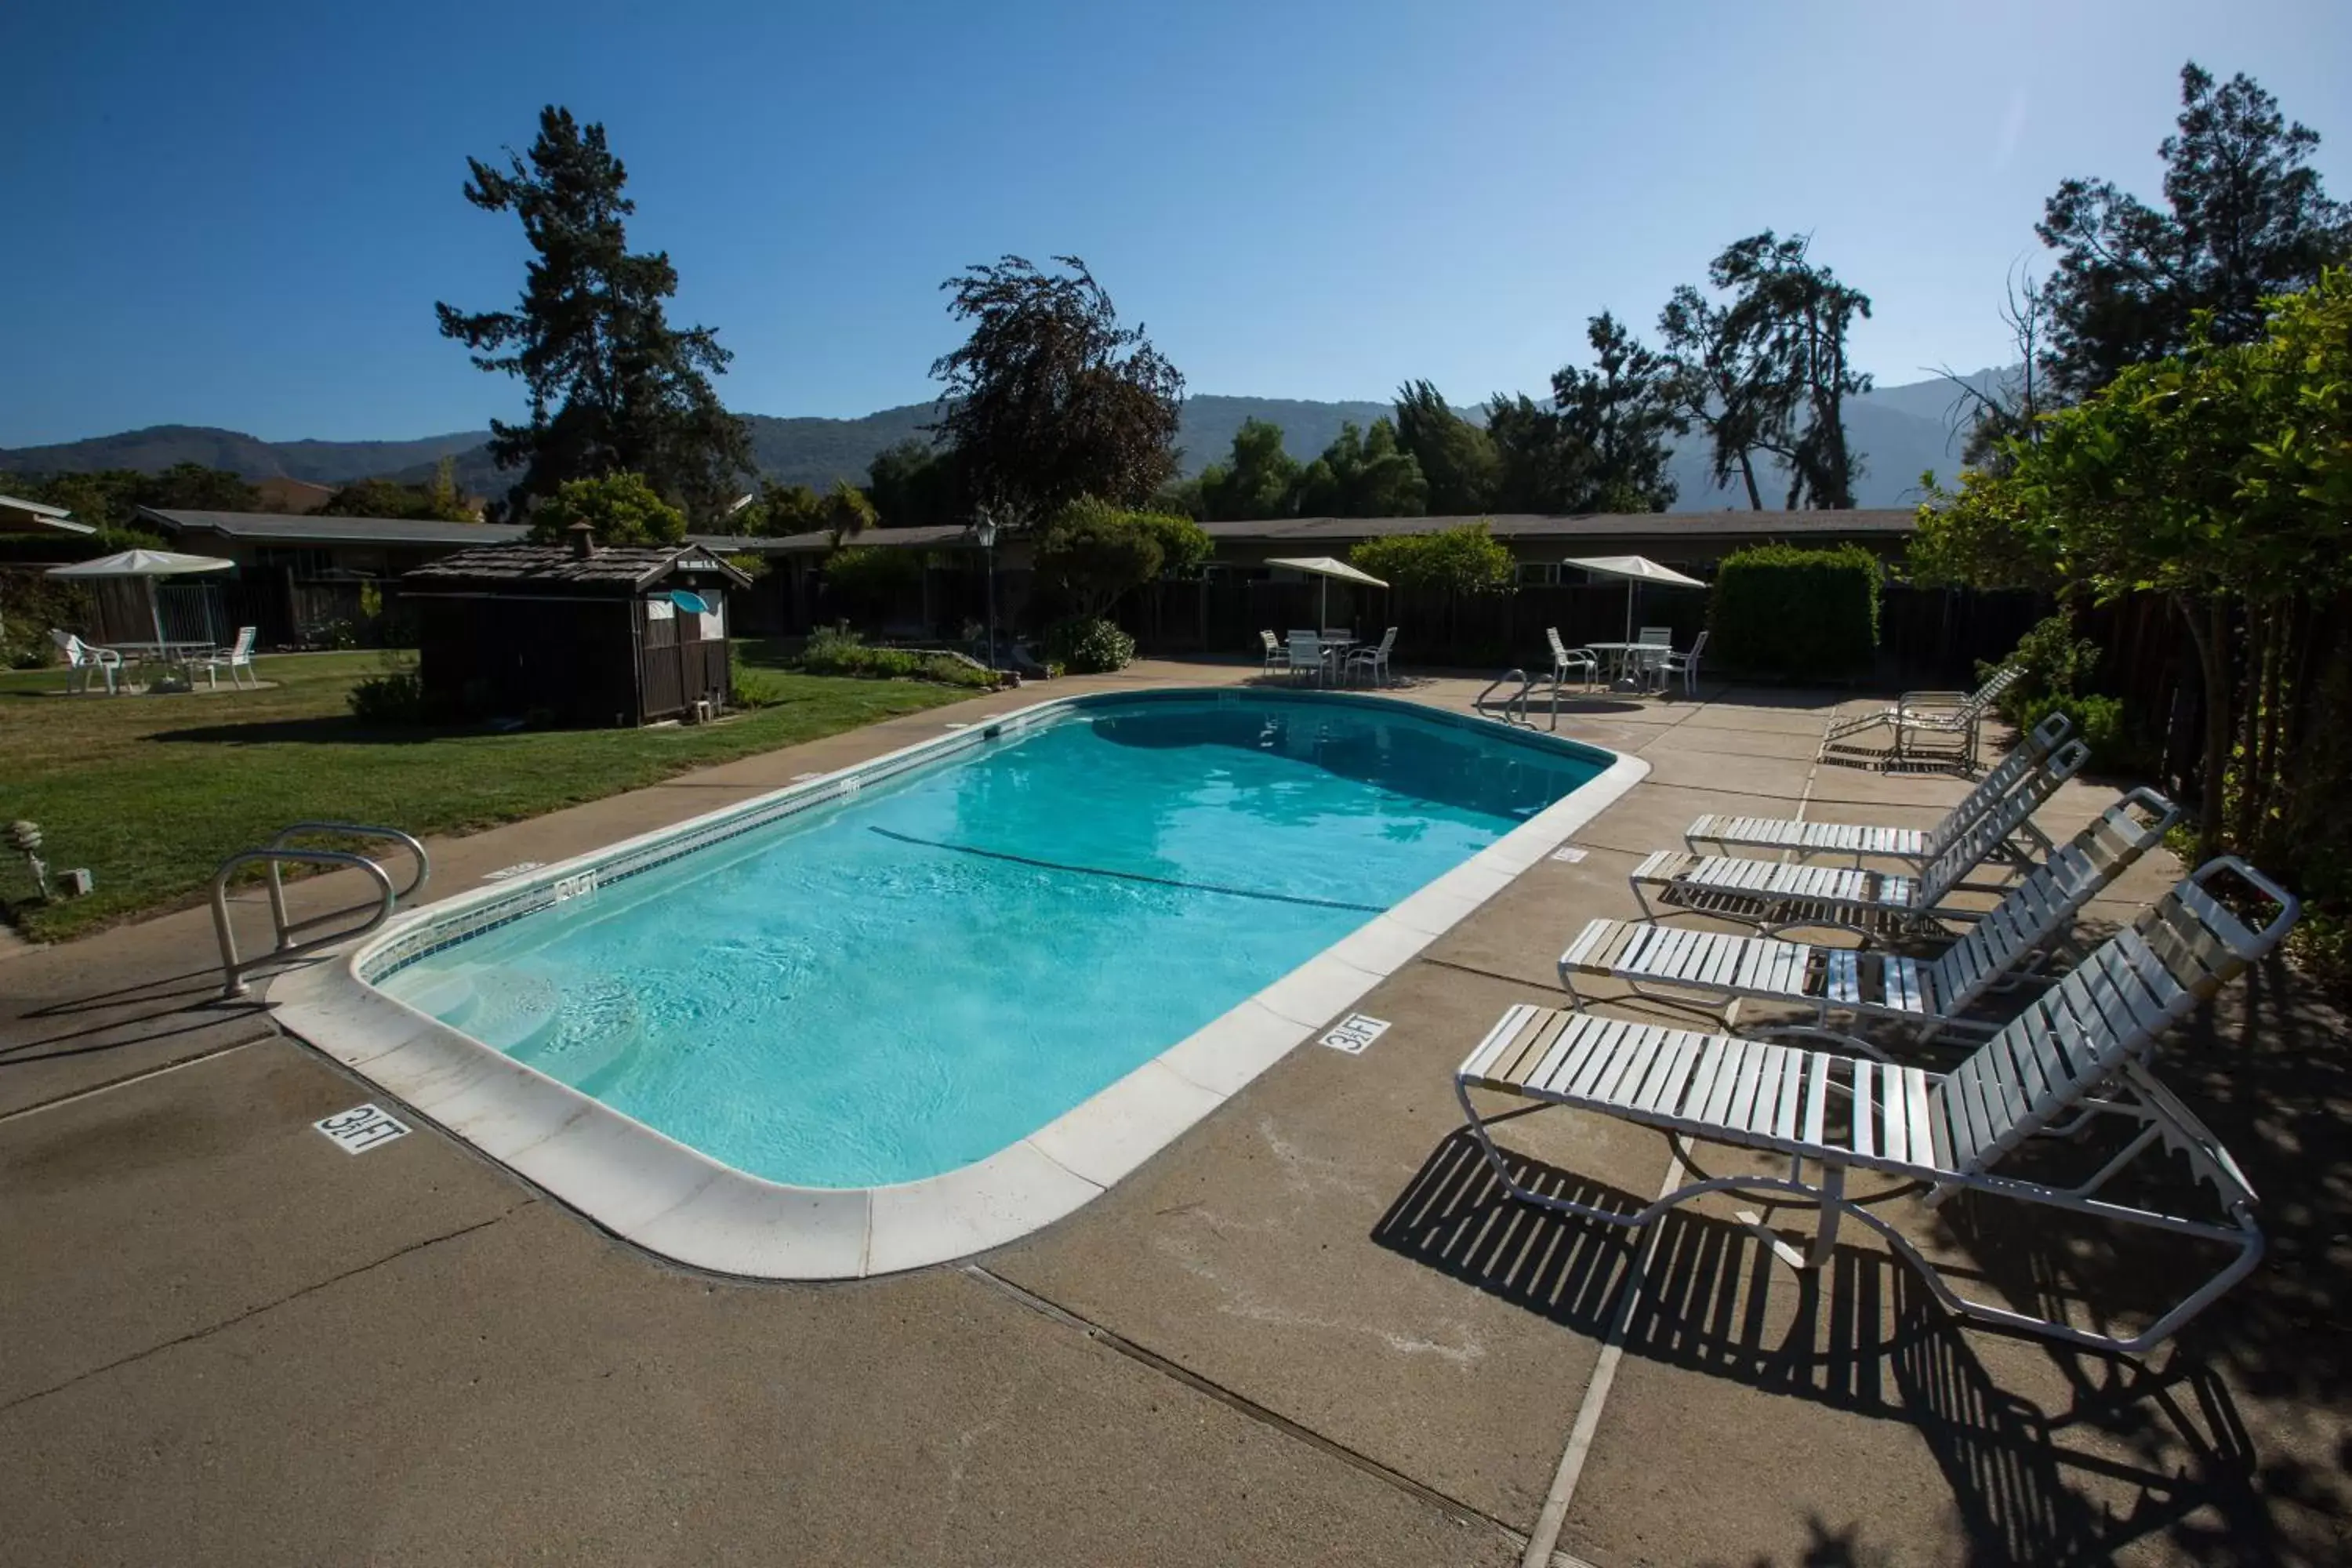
[49, 628, 122, 695]
[1259, 630, 1289, 674]
[193, 626, 259, 690]
[1544, 628, 1597, 691]
[1286, 630, 1325, 685]
[1660, 629, 1709, 697]
[1633, 626, 1673, 692]
[1345, 626, 1398, 688]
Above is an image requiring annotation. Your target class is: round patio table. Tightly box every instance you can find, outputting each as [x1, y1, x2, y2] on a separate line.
[1581, 641, 1669, 694]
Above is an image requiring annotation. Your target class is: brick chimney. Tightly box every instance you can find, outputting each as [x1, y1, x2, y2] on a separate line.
[566, 521, 597, 560]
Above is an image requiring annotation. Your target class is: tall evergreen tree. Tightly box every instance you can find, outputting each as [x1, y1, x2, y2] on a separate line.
[1479, 394, 1574, 513]
[1196, 419, 1301, 521]
[1657, 261, 1798, 510]
[2038, 63, 2350, 398]
[1294, 419, 1428, 517]
[1392, 380, 1499, 514]
[1551, 312, 1687, 513]
[436, 106, 752, 523]
[865, 439, 960, 528]
[1705, 234, 1872, 509]
[929, 254, 1185, 517]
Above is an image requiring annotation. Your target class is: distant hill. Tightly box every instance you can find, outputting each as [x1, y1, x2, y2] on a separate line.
[2, 372, 2002, 513]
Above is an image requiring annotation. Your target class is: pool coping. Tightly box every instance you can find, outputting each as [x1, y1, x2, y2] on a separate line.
[266, 687, 1648, 1279]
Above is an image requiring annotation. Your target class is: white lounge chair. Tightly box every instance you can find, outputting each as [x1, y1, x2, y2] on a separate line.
[1455, 856, 2297, 1352]
[1346, 626, 1398, 688]
[1658, 629, 1709, 698]
[49, 628, 123, 695]
[191, 625, 259, 690]
[1545, 628, 1597, 691]
[1563, 787, 2179, 1044]
[1820, 666, 2025, 771]
[1630, 738, 2089, 938]
[1686, 713, 2072, 868]
[1259, 630, 1290, 674]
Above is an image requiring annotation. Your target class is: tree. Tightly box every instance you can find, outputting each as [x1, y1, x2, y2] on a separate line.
[2037, 64, 2351, 400]
[1480, 394, 1574, 512]
[1294, 419, 1428, 517]
[743, 481, 824, 538]
[866, 439, 960, 528]
[319, 463, 474, 522]
[1701, 235, 1872, 509]
[436, 106, 753, 523]
[928, 255, 1185, 517]
[1349, 522, 1515, 595]
[819, 478, 877, 546]
[1196, 419, 1301, 521]
[1551, 311, 1687, 513]
[1030, 498, 1167, 621]
[1933, 266, 2053, 475]
[525, 471, 687, 546]
[1657, 252, 1802, 510]
[1392, 381, 1499, 514]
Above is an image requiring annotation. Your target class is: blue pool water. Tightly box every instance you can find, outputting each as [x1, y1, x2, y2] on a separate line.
[379, 695, 1603, 1187]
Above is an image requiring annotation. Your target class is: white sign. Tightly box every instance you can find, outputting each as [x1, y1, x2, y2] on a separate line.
[315, 1103, 411, 1154]
[1550, 846, 1588, 864]
[1320, 1014, 1392, 1054]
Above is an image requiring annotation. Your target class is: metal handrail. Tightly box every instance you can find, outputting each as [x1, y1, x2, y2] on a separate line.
[212, 848, 395, 999]
[1477, 669, 1530, 726]
[260, 823, 428, 946]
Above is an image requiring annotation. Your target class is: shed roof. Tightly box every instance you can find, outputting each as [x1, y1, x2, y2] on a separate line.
[0, 493, 96, 535]
[401, 542, 754, 592]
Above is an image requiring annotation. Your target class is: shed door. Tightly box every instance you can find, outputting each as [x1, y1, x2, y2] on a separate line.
[641, 594, 686, 720]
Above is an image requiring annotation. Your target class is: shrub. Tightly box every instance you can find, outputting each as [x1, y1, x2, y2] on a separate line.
[2013, 691, 2156, 776]
[819, 545, 921, 620]
[1984, 612, 2100, 722]
[1034, 499, 1165, 621]
[729, 666, 789, 708]
[1349, 522, 1515, 594]
[1045, 617, 1136, 673]
[347, 671, 428, 724]
[525, 472, 686, 546]
[1708, 543, 1882, 680]
[794, 628, 996, 688]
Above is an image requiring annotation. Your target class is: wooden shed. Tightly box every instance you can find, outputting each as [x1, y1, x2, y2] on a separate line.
[401, 528, 753, 727]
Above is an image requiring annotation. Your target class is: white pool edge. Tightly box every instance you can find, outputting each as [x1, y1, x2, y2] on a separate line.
[267, 688, 1648, 1280]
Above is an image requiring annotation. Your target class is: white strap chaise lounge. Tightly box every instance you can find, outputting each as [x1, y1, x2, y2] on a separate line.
[1631, 739, 2089, 938]
[1565, 788, 2178, 1045]
[1818, 665, 2024, 772]
[1687, 712, 2071, 867]
[1455, 857, 2297, 1352]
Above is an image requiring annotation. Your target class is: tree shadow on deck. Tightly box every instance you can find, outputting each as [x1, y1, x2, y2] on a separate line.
[1373, 1127, 2325, 1566]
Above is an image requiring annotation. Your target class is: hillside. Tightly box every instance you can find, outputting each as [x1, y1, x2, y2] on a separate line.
[2, 372, 2001, 512]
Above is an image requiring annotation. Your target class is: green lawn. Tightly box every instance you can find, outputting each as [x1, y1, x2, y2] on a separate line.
[0, 648, 973, 944]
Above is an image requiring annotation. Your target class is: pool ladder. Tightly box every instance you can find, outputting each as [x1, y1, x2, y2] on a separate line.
[210, 822, 430, 998]
[1474, 668, 1563, 732]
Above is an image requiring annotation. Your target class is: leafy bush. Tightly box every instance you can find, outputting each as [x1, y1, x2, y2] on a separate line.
[1133, 510, 1213, 577]
[795, 628, 996, 688]
[1349, 522, 1514, 594]
[1034, 499, 1166, 620]
[526, 472, 686, 546]
[1708, 543, 1882, 680]
[1045, 617, 1136, 673]
[1983, 612, 2101, 722]
[2014, 691, 2156, 776]
[347, 671, 429, 724]
[729, 666, 789, 708]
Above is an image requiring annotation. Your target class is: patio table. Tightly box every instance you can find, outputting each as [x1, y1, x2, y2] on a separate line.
[103, 641, 219, 684]
[1582, 641, 1671, 693]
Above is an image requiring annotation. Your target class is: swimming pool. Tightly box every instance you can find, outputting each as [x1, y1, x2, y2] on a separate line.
[274, 688, 1643, 1277]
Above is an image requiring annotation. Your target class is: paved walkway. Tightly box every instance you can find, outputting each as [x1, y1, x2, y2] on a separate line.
[3, 662, 2345, 1566]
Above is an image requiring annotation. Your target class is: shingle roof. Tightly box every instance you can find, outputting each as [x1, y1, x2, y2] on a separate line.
[401, 542, 754, 590]
[756, 510, 1915, 553]
[141, 508, 529, 546]
[760, 523, 977, 553]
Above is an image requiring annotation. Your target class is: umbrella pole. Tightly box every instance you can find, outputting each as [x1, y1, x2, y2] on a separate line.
[149, 579, 168, 663]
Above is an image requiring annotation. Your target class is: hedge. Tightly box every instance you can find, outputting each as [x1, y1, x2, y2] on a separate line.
[1708, 543, 1882, 681]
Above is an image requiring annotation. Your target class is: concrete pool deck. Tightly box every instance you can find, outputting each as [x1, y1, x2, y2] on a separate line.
[3, 659, 2347, 1566]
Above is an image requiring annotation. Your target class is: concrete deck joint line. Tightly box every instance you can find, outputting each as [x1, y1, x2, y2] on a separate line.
[0, 1028, 274, 1125]
[0, 1202, 531, 1416]
[961, 1263, 1531, 1554]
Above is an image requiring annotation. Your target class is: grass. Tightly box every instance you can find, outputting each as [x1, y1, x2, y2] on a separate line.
[0, 646, 975, 944]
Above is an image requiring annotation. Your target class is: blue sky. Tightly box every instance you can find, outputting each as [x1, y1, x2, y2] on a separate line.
[4, 0, 2348, 445]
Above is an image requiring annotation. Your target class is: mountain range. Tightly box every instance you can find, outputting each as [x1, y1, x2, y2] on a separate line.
[0, 374, 2007, 513]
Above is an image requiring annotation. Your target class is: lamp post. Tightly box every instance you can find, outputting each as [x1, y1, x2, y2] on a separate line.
[973, 506, 1000, 672]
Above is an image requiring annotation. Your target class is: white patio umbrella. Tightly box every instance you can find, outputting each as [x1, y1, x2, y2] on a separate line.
[46, 549, 234, 653]
[1562, 554, 1706, 642]
[1265, 556, 1388, 630]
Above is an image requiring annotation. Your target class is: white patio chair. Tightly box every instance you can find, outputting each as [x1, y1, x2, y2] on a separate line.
[1565, 787, 2179, 1046]
[1286, 630, 1325, 686]
[1685, 712, 2072, 868]
[1457, 856, 2298, 1352]
[191, 626, 259, 690]
[1259, 630, 1290, 675]
[1629, 738, 2090, 938]
[49, 628, 123, 695]
[1633, 626, 1672, 692]
[1544, 628, 1597, 691]
[1345, 626, 1398, 688]
[1659, 629, 1709, 698]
